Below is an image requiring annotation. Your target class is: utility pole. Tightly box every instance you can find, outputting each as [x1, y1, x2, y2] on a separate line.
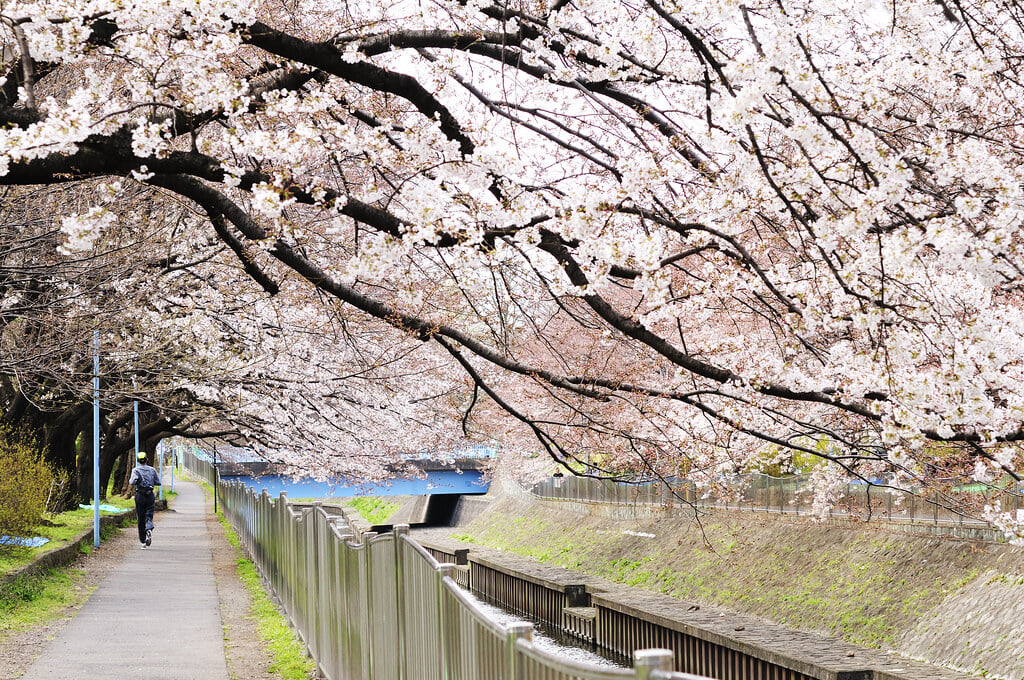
[133, 377, 140, 466]
[92, 331, 100, 548]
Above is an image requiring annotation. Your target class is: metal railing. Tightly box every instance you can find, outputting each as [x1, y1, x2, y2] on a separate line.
[180, 446, 217, 487]
[529, 472, 1023, 531]
[216, 477, 709, 680]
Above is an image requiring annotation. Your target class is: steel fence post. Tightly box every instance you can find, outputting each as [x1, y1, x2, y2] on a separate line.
[362, 531, 378, 680]
[394, 525, 409, 680]
[505, 622, 533, 680]
[634, 648, 674, 680]
[436, 564, 454, 680]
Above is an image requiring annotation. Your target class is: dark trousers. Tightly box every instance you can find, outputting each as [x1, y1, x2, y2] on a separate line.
[135, 490, 155, 543]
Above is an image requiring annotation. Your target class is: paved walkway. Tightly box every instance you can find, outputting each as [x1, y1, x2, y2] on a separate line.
[21, 481, 228, 680]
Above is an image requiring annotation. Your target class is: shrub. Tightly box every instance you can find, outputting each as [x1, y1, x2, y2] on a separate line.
[0, 426, 54, 539]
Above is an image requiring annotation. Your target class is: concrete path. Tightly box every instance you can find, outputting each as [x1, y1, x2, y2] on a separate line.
[21, 481, 228, 680]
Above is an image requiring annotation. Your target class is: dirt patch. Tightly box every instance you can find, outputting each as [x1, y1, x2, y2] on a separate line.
[206, 510, 280, 680]
[0, 523, 135, 679]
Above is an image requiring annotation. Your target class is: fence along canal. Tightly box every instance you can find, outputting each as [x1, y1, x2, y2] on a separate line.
[529, 473, 1021, 542]
[184, 449, 969, 680]
[420, 542, 845, 680]
[201, 472, 709, 679]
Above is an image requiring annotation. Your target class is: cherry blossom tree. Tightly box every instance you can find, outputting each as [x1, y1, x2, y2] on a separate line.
[0, 183, 472, 502]
[1, 0, 1023, 531]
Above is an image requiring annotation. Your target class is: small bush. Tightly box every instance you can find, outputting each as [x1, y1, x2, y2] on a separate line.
[0, 426, 54, 539]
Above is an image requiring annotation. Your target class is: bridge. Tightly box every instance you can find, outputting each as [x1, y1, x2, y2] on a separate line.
[190, 445, 492, 497]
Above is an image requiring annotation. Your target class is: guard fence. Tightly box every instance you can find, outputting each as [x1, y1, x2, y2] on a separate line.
[529, 472, 1023, 530]
[179, 444, 217, 486]
[182, 457, 711, 680]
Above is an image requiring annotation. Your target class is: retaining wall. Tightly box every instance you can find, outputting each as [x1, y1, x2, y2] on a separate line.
[0, 511, 136, 589]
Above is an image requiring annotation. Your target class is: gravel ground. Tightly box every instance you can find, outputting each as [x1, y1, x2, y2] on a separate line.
[0, 506, 281, 680]
[205, 508, 283, 680]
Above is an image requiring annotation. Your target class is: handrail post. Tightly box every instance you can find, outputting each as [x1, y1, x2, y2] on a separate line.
[362, 531, 378, 679]
[633, 648, 674, 680]
[506, 622, 533, 680]
[394, 525, 409, 680]
[437, 564, 454, 680]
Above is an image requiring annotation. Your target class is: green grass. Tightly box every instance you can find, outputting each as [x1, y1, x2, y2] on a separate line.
[454, 503, 992, 651]
[0, 475, 176, 640]
[235, 552, 314, 679]
[206, 486, 314, 680]
[0, 502, 131, 636]
[0, 492, 135, 576]
[0, 567, 89, 638]
[345, 497, 401, 525]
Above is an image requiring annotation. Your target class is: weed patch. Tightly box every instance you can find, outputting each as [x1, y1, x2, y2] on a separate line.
[0, 568, 87, 638]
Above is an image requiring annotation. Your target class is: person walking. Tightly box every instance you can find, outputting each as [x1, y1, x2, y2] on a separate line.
[129, 451, 161, 549]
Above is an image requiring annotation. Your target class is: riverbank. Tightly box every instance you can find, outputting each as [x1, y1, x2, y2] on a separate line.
[438, 478, 1024, 679]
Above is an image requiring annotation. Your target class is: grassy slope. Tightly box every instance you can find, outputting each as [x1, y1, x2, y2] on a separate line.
[454, 494, 1016, 655]
[1, 505, 134, 576]
[0, 492, 134, 639]
[0, 566, 89, 638]
[345, 497, 401, 525]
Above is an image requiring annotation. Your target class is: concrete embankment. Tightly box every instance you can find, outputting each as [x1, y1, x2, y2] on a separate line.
[430, 480, 1024, 680]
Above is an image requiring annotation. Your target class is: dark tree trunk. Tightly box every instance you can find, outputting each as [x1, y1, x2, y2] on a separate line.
[75, 436, 94, 503]
[43, 404, 90, 484]
[117, 454, 134, 497]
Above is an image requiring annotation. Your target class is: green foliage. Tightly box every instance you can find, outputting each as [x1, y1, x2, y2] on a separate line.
[0, 573, 44, 603]
[744, 439, 832, 475]
[0, 426, 55, 539]
[346, 496, 400, 525]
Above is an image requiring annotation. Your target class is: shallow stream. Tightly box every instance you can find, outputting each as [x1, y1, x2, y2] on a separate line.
[468, 595, 630, 669]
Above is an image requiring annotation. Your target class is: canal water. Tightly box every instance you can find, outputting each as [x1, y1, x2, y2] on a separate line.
[469, 595, 629, 669]
[224, 471, 489, 498]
